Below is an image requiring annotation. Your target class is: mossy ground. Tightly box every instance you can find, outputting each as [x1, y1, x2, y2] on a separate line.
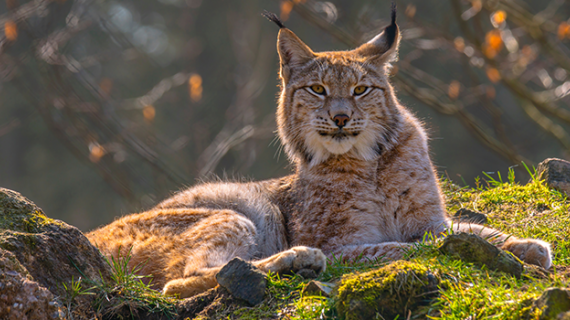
[66, 168, 570, 319]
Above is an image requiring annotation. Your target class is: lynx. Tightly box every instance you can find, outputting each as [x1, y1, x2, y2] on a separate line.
[87, 7, 552, 299]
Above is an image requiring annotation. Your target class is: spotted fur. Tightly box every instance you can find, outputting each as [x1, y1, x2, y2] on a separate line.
[87, 9, 552, 299]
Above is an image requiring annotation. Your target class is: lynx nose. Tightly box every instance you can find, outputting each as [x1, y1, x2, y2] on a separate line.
[332, 114, 350, 128]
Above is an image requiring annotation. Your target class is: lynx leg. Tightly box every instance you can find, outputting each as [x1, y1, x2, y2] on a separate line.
[163, 267, 221, 298]
[453, 222, 552, 268]
[253, 246, 327, 275]
[162, 210, 261, 298]
[164, 246, 327, 298]
[329, 242, 413, 262]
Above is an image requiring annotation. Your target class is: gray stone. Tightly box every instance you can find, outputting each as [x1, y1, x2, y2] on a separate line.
[296, 268, 318, 279]
[439, 233, 523, 277]
[0, 188, 112, 297]
[302, 280, 335, 297]
[536, 158, 570, 196]
[453, 208, 488, 224]
[531, 288, 570, 320]
[215, 257, 267, 306]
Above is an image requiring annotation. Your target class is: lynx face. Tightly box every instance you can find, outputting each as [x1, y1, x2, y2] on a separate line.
[276, 21, 401, 166]
[287, 55, 396, 165]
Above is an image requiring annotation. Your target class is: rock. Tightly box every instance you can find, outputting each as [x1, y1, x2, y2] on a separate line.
[176, 288, 221, 320]
[439, 233, 523, 277]
[302, 280, 335, 297]
[0, 249, 64, 320]
[536, 158, 570, 196]
[334, 261, 439, 320]
[452, 208, 488, 224]
[215, 257, 267, 306]
[0, 187, 112, 297]
[296, 268, 318, 279]
[176, 286, 245, 320]
[532, 288, 570, 320]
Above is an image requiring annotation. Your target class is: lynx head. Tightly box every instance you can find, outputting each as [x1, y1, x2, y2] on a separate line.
[265, 6, 403, 166]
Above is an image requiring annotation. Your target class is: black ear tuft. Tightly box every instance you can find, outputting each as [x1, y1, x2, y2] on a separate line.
[262, 10, 285, 29]
[385, 2, 398, 49]
[391, 1, 397, 25]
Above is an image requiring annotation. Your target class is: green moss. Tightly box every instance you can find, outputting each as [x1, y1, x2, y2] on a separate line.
[0, 230, 38, 251]
[0, 189, 55, 234]
[334, 260, 439, 320]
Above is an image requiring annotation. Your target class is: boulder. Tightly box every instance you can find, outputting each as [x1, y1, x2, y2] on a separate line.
[176, 286, 244, 320]
[296, 268, 318, 279]
[334, 260, 439, 320]
[452, 208, 488, 224]
[536, 158, 570, 196]
[302, 280, 335, 297]
[439, 233, 523, 277]
[0, 249, 63, 320]
[215, 257, 267, 306]
[531, 288, 570, 320]
[0, 187, 111, 296]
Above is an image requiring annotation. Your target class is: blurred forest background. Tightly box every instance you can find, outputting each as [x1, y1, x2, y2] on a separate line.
[1, 0, 569, 231]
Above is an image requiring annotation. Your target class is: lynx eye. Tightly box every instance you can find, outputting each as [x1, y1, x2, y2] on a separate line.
[353, 86, 369, 96]
[309, 85, 326, 95]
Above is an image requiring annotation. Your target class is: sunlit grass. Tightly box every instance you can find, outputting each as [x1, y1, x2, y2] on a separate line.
[65, 248, 177, 319]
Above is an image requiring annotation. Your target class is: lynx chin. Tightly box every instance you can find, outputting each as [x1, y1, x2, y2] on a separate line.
[87, 6, 552, 298]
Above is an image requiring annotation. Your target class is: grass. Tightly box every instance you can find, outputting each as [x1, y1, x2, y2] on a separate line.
[64, 248, 177, 320]
[92, 249, 178, 319]
[65, 167, 570, 319]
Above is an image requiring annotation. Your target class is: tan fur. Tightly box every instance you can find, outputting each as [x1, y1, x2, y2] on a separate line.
[87, 16, 552, 299]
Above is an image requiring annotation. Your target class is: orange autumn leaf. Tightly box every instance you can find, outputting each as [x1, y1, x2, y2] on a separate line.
[189, 74, 203, 102]
[486, 86, 496, 99]
[491, 10, 507, 26]
[4, 20, 17, 41]
[454, 37, 465, 52]
[143, 105, 156, 122]
[405, 4, 416, 19]
[483, 44, 498, 59]
[448, 81, 461, 100]
[521, 45, 533, 57]
[471, 0, 482, 11]
[486, 30, 503, 51]
[486, 67, 501, 83]
[558, 22, 570, 40]
[99, 78, 113, 95]
[6, 0, 19, 10]
[280, 1, 294, 22]
[89, 143, 106, 163]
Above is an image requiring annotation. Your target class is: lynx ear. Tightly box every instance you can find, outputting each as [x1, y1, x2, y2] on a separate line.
[262, 11, 315, 81]
[277, 29, 315, 81]
[355, 3, 400, 66]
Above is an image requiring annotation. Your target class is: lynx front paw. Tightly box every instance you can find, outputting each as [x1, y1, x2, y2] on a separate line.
[256, 246, 327, 277]
[503, 238, 552, 269]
